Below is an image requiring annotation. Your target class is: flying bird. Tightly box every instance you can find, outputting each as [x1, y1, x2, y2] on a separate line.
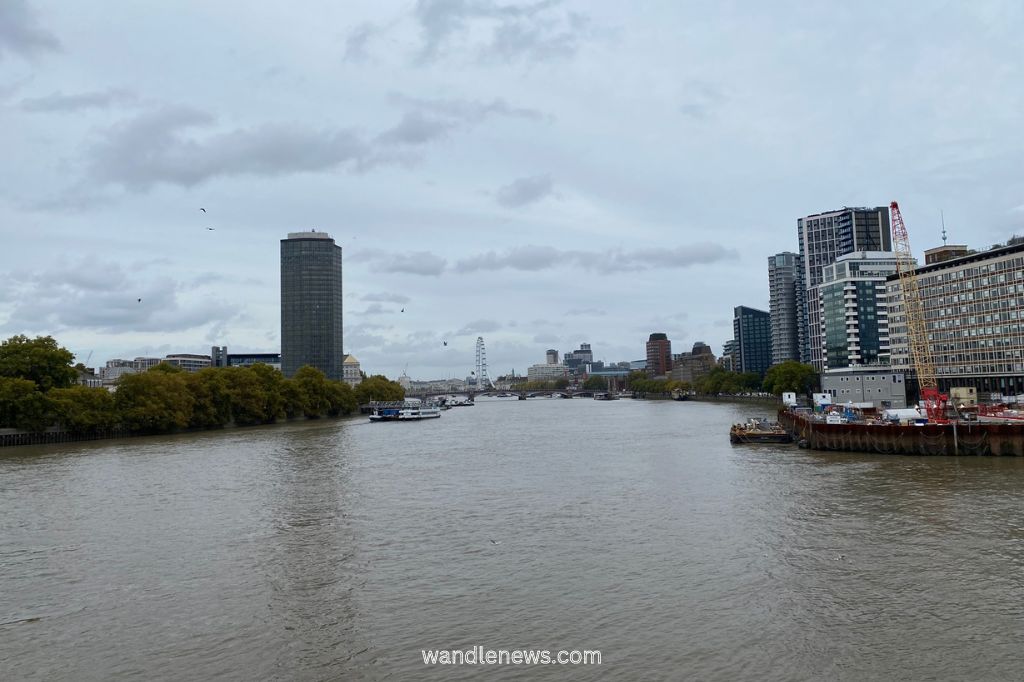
[443, 341, 448, 346]
[489, 539, 501, 545]
[137, 298, 142, 303]
[199, 208, 207, 213]
[206, 227, 215, 231]
[400, 308, 405, 313]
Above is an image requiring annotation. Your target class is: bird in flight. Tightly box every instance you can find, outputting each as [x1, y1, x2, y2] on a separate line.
[137, 298, 142, 303]
[443, 341, 448, 346]
[199, 208, 207, 213]
[206, 227, 215, 231]
[489, 539, 502, 545]
[400, 308, 405, 313]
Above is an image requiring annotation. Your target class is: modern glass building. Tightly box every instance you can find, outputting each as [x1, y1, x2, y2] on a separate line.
[280, 231, 344, 380]
[815, 252, 899, 371]
[797, 206, 892, 365]
[733, 306, 772, 376]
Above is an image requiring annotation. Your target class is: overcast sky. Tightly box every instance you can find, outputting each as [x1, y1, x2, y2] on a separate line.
[2, 0, 1022, 379]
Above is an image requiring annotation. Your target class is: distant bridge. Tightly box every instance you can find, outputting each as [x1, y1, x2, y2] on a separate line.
[405, 389, 603, 400]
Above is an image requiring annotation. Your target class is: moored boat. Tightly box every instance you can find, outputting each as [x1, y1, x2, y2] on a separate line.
[368, 398, 441, 422]
[730, 418, 792, 444]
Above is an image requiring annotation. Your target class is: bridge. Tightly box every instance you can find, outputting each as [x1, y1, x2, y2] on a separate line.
[404, 389, 603, 401]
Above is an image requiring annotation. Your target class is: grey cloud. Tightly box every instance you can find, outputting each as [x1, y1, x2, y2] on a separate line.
[20, 88, 137, 112]
[496, 174, 554, 207]
[0, 0, 60, 60]
[532, 333, 560, 344]
[373, 251, 448, 276]
[457, 319, 502, 335]
[413, 0, 586, 63]
[354, 303, 389, 316]
[679, 80, 727, 121]
[0, 260, 235, 334]
[565, 307, 606, 316]
[455, 244, 738, 274]
[361, 292, 411, 304]
[489, 10, 586, 62]
[344, 22, 379, 62]
[87, 105, 368, 191]
[456, 245, 561, 272]
[378, 95, 546, 146]
[79, 94, 546, 191]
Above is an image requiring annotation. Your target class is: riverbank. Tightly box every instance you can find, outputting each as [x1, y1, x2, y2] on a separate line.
[0, 411, 362, 449]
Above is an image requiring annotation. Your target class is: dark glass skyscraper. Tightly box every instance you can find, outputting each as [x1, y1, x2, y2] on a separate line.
[280, 231, 343, 380]
[733, 306, 772, 376]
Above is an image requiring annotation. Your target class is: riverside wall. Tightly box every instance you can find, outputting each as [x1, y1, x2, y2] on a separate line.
[779, 411, 1024, 456]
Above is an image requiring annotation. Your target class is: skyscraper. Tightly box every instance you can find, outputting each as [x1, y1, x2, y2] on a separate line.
[733, 306, 772, 376]
[280, 231, 343, 379]
[767, 252, 802, 366]
[645, 333, 672, 377]
[797, 206, 892, 365]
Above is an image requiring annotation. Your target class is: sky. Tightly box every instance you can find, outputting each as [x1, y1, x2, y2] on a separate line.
[1, 0, 1022, 380]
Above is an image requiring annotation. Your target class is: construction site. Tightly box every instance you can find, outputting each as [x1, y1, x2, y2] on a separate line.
[780, 201, 1024, 456]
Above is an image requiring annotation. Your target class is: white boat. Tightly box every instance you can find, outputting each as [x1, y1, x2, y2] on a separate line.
[368, 398, 441, 422]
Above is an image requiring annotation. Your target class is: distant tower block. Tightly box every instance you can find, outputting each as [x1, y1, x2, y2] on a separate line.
[476, 337, 493, 389]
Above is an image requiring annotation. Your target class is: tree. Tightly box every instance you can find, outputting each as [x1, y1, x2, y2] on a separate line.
[583, 376, 608, 390]
[0, 377, 53, 431]
[762, 361, 818, 395]
[553, 377, 570, 389]
[325, 380, 358, 416]
[293, 365, 330, 418]
[354, 375, 404, 404]
[49, 385, 117, 433]
[0, 335, 77, 392]
[187, 368, 234, 428]
[115, 371, 194, 433]
[249, 363, 289, 422]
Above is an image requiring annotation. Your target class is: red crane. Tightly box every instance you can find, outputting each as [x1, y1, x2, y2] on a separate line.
[890, 201, 948, 422]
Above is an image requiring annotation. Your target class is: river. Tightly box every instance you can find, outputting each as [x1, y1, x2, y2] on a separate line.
[2, 398, 1023, 680]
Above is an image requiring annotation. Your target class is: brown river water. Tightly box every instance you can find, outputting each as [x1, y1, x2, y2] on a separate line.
[2, 398, 1024, 680]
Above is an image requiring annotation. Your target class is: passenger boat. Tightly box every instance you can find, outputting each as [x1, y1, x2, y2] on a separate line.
[729, 418, 792, 444]
[368, 398, 441, 422]
[593, 392, 618, 400]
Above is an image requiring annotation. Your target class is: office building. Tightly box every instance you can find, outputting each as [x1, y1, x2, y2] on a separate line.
[546, 349, 559, 365]
[768, 252, 803, 366]
[564, 343, 594, 371]
[797, 206, 892, 363]
[527, 363, 569, 382]
[886, 238, 1024, 396]
[670, 342, 717, 384]
[733, 306, 772, 376]
[280, 231, 344, 380]
[645, 333, 672, 378]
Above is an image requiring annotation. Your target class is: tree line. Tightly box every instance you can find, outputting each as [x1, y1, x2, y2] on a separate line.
[0, 335, 404, 435]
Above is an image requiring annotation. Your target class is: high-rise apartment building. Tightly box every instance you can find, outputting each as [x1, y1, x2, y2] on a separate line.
[815, 252, 899, 371]
[768, 252, 802, 366]
[645, 333, 672, 377]
[733, 306, 772, 375]
[280, 231, 344, 380]
[797, 206, 892, 365]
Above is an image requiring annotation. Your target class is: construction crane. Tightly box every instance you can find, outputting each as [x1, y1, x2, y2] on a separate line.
[890, 201, 948, 422]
